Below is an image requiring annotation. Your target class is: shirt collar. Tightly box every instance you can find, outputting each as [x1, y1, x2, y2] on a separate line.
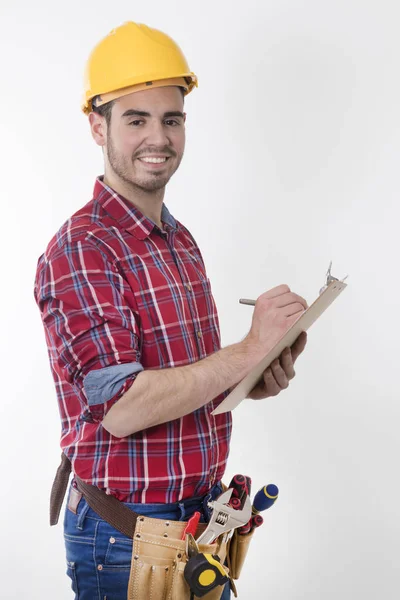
[93, 175, 178, 240]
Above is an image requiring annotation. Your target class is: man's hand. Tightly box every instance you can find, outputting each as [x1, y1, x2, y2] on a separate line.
[247, 332, 308, 400]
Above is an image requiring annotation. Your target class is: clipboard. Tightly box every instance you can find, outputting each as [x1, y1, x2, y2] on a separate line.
[211, 278, 347, 416]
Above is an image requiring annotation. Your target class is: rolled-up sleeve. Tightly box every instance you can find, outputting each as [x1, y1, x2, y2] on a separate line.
[35, 237, 143, 422]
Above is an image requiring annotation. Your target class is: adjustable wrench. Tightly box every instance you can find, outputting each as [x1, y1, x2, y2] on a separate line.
[196, 488, 252, 545]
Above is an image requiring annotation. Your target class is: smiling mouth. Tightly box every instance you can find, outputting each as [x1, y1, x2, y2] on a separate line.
[138, 157, 170, 164]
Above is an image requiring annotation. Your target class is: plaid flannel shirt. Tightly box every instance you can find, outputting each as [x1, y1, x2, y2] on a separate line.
[34, 176, 232, 503]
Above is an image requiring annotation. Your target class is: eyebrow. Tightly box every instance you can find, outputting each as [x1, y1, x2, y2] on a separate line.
[121, 109, 185, 119]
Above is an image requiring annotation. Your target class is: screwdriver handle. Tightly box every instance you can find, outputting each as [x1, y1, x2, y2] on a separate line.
[251, 514, 264, 530]
[237, 520, 252, 535]
[252, 484, 279, 514]
[229, 497, 241, 510]
[238, 514, 264, 536]
[229, 474, 250, 506]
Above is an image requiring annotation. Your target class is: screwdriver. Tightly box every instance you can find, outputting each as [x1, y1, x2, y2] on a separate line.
[238, 514, 264, 535]
[229, 497, 241, 510]
[251, 514, 264, 531]
[229, 474, 251, 507]
[252, 484, 279, 514]
[237, 483, 279, 535]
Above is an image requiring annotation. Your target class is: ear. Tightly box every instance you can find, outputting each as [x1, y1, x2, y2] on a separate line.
[88, 112, 107, 146]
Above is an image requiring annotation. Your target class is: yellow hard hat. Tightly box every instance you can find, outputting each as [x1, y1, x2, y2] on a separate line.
[81, 21, 198, 115]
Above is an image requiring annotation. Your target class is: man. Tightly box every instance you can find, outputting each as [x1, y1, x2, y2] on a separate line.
[34, 21, 307, 599]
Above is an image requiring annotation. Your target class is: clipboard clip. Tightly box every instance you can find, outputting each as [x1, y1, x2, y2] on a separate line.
[319, 261, 348, 295]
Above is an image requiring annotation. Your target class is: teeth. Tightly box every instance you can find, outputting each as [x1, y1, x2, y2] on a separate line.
[140, 157, 167, 163]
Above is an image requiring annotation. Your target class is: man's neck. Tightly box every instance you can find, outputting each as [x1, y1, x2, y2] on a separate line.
[103, 173, 166, 230]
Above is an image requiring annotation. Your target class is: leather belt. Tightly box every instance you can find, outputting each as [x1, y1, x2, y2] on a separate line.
[50, 452, 140, 538]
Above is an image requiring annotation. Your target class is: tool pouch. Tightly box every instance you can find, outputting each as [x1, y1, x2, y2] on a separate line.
[128, 515, 228, 600]
[227, 528, 255, 580]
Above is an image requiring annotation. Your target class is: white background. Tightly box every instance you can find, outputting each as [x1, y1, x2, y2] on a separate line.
[1, 0, 399, 598]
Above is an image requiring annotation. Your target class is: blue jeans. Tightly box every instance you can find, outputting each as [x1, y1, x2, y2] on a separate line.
[64, 482, 231, 599]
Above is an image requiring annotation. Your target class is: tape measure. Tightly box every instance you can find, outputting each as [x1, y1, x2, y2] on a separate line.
[184, 552, 229, 597]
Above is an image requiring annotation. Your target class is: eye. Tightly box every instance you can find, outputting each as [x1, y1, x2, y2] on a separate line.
[129, 120, 144, 127]
[164, 120, 180, 127]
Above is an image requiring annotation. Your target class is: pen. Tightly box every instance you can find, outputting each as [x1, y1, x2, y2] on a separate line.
[239, 298, 256, 306]
[240, 263, 349, 305]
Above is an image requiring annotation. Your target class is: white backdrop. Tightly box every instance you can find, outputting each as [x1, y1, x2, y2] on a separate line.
[1, 0, 399, 598]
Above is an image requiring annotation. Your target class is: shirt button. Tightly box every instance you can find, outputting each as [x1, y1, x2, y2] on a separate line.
[197, 331, 203, 339]
[185, 283, 192, 292]
[109, 537, 116, 544]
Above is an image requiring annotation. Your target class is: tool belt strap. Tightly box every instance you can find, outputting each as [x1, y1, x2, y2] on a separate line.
[50, 452, 139, 538]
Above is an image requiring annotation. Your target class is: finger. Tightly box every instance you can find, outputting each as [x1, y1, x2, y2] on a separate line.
[263, 367, 281, 396]
[259, 285, 291, 301]
[286, 310, 306, 328]
[284, 302, 307, 317]
[248, 381, 267, 400]
[280, 347, 295, 379]
[291, 331, 308, 363]
[270, 359, 289, 389]
[275, 292, 308, 310]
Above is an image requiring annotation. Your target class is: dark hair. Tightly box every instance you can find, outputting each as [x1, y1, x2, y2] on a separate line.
[92, 98, 115, 127]
[91, 87, 185, 126]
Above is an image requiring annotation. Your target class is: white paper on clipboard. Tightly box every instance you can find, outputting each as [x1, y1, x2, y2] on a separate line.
[211, 279, 347, 416]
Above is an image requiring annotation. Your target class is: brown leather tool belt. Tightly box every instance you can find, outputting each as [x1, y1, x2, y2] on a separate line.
[51, 453, 253, 599]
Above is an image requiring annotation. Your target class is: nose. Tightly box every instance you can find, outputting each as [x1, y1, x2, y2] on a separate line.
[145, 119, 171, 147]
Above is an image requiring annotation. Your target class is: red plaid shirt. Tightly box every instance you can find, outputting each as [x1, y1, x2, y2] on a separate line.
[34, 176, 232, 503]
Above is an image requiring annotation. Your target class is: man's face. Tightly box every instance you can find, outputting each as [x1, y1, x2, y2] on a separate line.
[103, 86, 186, 192]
